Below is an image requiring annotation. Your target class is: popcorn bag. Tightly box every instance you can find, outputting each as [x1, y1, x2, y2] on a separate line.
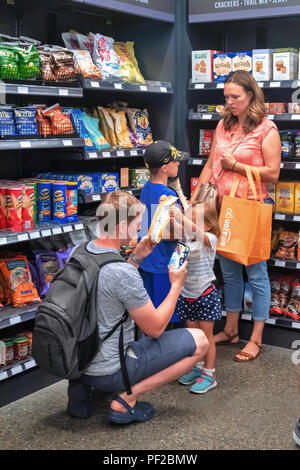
[149, 196, 178, 244]
[91, 33, 122, 81]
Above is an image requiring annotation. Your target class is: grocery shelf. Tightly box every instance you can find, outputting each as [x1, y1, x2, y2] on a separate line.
[222, 310, 300, 331]
[3, 81, 83, 98]
[280, 161, 300, 169]
[189, 79, 300, 90]
[78, 188, 141, 203]
[188, 157, 208, 166]
[0, 137, 84, 151]
[268, 113, 300, 121]
[268, 258, 300, 270]
[0, 219, 85, 247]
[188, 112, 221, 121]
[84, 147, 146, 160]
[0, 303, 39, 331]
[273, 213, 300, 222]
[0, 357, 37, 382]
[82, 77, 173, 94]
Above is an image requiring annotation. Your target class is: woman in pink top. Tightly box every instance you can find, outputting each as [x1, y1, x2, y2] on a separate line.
[191, 70, 281, 362]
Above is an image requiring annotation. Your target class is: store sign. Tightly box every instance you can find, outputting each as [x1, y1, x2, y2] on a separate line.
[189, 0, 300, 23]
[82, 0, 175, 21]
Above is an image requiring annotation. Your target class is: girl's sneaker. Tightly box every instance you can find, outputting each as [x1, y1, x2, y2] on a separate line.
[178, 367, 203, 385]
[189, 373, 217, 394]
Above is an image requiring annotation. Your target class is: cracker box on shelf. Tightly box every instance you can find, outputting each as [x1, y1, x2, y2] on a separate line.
[192, 50, 220, 83]
[252, 49, 273, 81]
[129, 169, 150, 189]
[100, 173, 119, 193]
[213, 53, 234, 82]
[232, 52, 252, 74]
[273, 48, 298, 81]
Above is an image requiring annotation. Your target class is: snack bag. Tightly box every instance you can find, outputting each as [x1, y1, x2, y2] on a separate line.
[125, 41, 145, 83]
[38, 49, 56, 81]
[42, 103, 74, 135]
[0, 46, 18, 79]
[295, 183, 300, 214]
[13, 107, 39, 136]
[14, 44, 40, 79]
[109, 110, 133, 148]
[274, 231, 298, 260]
[96, 106, 118, 146]
[76, 33, 94, 56]
[149, 195, 178, 243]
[50, 49, 76, 81]
[81, 112, 110, 150]
[73, 49, 101, 80]
[283, 280, 300, 319]
[270, 277, 281, 312]
[62, 32, 80, 50]
[34, 251, 60, 296]
[113, 41, 135, 83]
[63, 107, 95, 150]
[275, 181, 295, 213]
[126, 108, 153, 147]
[36, 105, 52, 137]
[91, 33, 122, 81]
[0, 255, 41, 307]
[0, 106, 16, 137]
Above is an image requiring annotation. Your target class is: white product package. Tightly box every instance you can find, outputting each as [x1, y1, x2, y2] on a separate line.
[149, 196, 178, 243]
[90, 33, 122, 81]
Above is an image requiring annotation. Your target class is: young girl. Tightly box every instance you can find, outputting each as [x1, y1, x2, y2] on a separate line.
[177, 202, 222, 394]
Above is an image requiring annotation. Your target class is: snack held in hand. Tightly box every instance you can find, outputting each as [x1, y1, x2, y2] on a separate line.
[148, 195, 178, 243]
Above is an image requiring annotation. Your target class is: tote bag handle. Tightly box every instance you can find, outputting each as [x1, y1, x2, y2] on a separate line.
[229, 164, 257, 200]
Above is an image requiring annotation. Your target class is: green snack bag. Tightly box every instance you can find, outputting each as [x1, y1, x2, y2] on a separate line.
[15, 45, 40, 79]
[0, 46, 18, 79]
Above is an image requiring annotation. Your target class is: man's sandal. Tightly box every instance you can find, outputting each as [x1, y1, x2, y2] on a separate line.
[234, 339, 262, 362]
[216, 330, 239, 345]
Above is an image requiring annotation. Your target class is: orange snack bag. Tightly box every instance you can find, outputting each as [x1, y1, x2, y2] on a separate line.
[42, 103, 73, 135]
[0, 255, 41, 307]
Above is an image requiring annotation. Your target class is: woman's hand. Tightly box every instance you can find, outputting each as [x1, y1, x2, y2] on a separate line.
[221, 151, 236, 170]
[134, 234, 157, 261]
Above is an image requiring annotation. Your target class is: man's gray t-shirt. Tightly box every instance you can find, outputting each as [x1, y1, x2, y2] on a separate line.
[84, 242, 150, 376]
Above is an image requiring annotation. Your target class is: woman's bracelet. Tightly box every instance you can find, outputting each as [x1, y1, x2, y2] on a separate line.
[231, 161, 238, 171]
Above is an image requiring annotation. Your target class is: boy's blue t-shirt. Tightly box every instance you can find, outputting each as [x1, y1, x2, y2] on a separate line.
[139, 180, 178, 274]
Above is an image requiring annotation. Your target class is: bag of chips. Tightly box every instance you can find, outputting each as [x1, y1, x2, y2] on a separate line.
[36, 105, 52, 137]
[50, 49, 76, 81]
[38, 49, 56, 81]
[62, 32, 80, 50]
[14, 44, 40, 79]
[125, 41, 145, 84]
[81, 112, 110, 150]
[126, 108, 153, 147]
[113, 41, 144, 84]
[13, 107, 39, 136]
[0, 106, 16, 137]
[34, 251, 60, 296]
[0, 45, 18, 79]
[91, 33, 122, 81]
[42, 103, 74, 135]
[96, 106, 117, 146]
[283, 280, 300, 319]
[273, 231, 298, 260]
[62, 107, 95, 150]
[0, 255, 41, 307]
[109, 110, 133, 148]
[76, 33, 94, 56]
[73, 49, 101, 80]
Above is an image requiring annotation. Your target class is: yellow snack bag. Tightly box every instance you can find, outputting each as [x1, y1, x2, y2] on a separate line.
[113, 42, 135, 83]
[295, 182, 300, 214]
[149, 196, 178, 243]
[126, 41, 145, 84]
[275, 182, 295, 214]
[97, 107, 118, 147]
[110, 110, 133, 148]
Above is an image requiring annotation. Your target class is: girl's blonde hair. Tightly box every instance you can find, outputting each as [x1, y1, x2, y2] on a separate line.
[190, 201, 221, 238]
[223, 70, 266, 134]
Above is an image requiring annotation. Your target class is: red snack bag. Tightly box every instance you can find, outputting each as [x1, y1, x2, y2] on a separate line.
[36, 106, 52, 137]
[0, 185, 7, 230]
[0, 255, 41, 307]
[42, 103, 73, 135]
[5, 186, 23, 232]
[22, 185, 34, 231]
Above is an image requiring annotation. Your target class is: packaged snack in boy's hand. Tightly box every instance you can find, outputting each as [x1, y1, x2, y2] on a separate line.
[34, 251, 60, 296]
[0, 255, 41, 307]
[0, 106, 16, 137]
[42, 103, 74, 135]
[91, 33, 122, 81]
[73, 49, 101, 80]
[148, 195, 178, 243]
[13, 107, 39, 136]
[126, 108, 153, 147]
[81, 112, 110, 150]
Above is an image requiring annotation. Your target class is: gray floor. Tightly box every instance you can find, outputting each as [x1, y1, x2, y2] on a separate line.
[0, 343, 299, 451]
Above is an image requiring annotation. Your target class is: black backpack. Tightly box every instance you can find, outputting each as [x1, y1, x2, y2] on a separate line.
[32, 243, 133, 394]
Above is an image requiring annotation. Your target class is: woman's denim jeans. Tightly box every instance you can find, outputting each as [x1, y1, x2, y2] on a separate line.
[218, 254, 270, 321]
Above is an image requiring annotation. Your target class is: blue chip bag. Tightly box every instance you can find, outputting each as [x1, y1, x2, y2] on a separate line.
[81, 112, 110, 151]
[13, 106, 38, 136]
[100, 173, 119, 193]
[0, 106, 16, 137]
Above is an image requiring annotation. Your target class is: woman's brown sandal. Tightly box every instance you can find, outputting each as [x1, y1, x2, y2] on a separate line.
[234, 339, 262, 362]
[215, 330, 239, 345]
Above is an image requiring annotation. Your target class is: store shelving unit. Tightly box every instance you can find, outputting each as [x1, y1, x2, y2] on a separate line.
[0, 0, 180, 407]
[186, 2, 300, 348]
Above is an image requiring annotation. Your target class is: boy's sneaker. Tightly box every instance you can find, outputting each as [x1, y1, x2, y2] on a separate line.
[178, 367, 203, 385]
[190, 373, 217, 394]
[293, 419, 300, 447]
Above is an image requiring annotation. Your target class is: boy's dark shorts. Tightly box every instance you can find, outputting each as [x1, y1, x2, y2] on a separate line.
[81, 328, 196, 393]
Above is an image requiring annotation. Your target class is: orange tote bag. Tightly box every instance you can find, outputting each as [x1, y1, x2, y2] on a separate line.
[216, 166, 272, 266]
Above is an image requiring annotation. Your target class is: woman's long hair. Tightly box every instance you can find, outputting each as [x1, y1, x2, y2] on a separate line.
[222, 70, 266, 134]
